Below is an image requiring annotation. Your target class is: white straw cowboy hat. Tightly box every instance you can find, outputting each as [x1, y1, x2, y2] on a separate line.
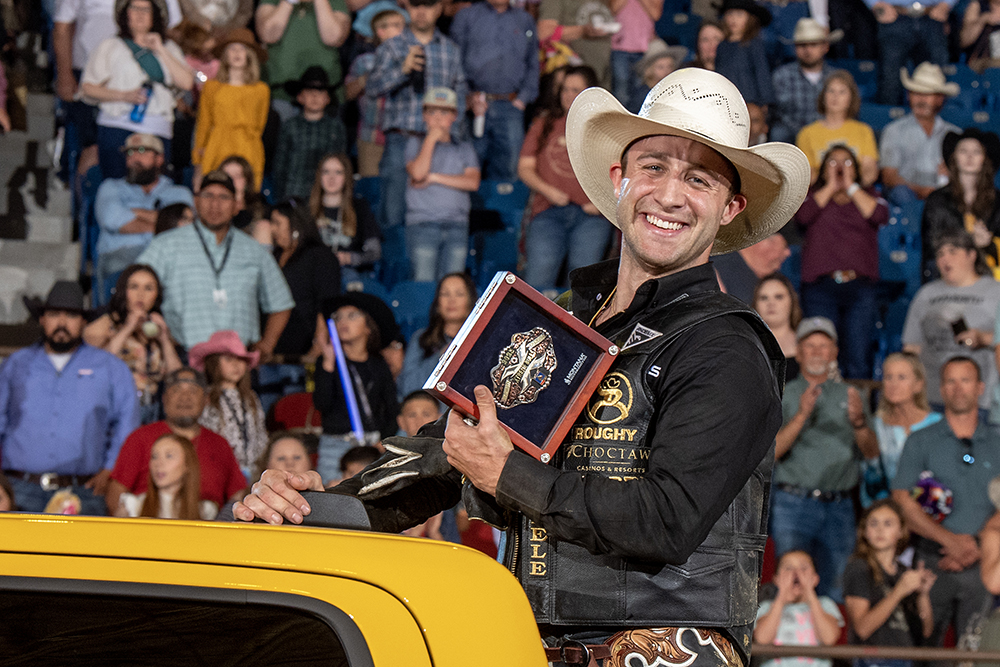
[565, 68, 810, 255]
[782, 17, 843, 44]
[901, 62, 959, 97]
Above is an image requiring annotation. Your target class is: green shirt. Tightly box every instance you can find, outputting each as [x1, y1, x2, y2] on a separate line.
[775, 377, 865, 491]
[891, 419, 1000, 536]
[137, 222, 295, 348]
[260, 0, 349, 101]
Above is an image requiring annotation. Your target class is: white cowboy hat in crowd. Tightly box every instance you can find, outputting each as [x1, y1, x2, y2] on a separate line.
[900, 62, 960, 97]
[565, 68, 810, 255]
[782, 17, 843, 45]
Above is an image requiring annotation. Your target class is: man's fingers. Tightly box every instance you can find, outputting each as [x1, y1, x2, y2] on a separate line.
[474, 385, 498, 425]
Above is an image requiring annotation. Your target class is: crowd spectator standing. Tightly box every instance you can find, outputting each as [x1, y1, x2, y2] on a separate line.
[93, 133, 194, 304]
[0, 282, 139, 515]
[868, 0, 950, 105]
[137, 170, 294, 353]
[714, 0, 773, 108]
[254, 0, 350, 122]
[106, 366, 246, 515]
[715, 233, 791, 304]
[769, 18, 837, 144]
[773, 317, 879, 602]
[367, 0, 467, 232]
[607, 0, 661, 108]
[879, 63, 960, 206]
[628, 39, 686, 112]
[450, 0, 539, 181]
[891, 356, 998, 650]
[536, 0, 615, 88]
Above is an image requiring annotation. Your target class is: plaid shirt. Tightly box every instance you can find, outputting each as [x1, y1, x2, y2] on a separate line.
[272, 114, 347, 200]
[770, 62, 835, 142]
[366, 29, 467, 135]
[137, 222, 294, 348]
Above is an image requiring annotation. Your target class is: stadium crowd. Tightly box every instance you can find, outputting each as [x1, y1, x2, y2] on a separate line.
[10, 0, 1000, 658]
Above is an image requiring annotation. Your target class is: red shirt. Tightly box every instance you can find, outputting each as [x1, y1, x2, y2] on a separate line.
[111, 421, 247, 506]
[521, 114, 590, 218]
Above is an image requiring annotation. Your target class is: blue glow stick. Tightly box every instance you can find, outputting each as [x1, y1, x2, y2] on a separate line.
[326, 317, 365, 443]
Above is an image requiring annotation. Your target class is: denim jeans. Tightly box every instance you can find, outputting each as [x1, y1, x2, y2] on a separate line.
[255, 363, 308, 418]
[406, 221, 469, 282]
[523, 204, 612, 288]
[769, 487, 856, 603]
[8, 477, 108, 516]
[802, 276, 877, 380]
[472, 100, 524, 181]
[886, 183, 923, 208]
[378, 131, 410, 230]
[611, 50, 644, 107]
[876, 16, 949, 105]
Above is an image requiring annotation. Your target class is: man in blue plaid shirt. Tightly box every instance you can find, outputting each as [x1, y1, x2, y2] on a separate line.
[769, 19, 838, 144]
[367, 0, 468, 233]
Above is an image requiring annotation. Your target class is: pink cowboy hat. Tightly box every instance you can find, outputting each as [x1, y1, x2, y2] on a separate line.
[187, 330, 260, 372]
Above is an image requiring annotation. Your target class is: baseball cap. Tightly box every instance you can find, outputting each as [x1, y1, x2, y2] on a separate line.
[120, 133, 164, 154]
[423, 87, 458, 110]
[199, 170, 237, 195]
[796, 316, 838, 343]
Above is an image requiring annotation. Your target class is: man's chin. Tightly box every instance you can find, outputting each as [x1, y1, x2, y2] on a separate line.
[45, 336, 81, 353]
[170, 416, 199, 428]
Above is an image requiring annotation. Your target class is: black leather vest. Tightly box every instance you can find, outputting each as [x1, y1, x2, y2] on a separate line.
[507, 291, 784, 664]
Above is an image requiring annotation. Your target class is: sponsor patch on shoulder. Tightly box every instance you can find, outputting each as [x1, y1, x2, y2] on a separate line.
[621, 324, 663, 350]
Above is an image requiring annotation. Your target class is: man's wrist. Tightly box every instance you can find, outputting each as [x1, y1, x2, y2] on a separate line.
[847, 183, 861, 197]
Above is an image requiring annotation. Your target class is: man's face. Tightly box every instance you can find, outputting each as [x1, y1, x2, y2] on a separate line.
[610, 135, 746, 278]
[125, 146, 162, 186]
[406, 1, 442, 31]
[162, 375, 208, 427]
[909, 92, 945, 121]
[749, 234, 790, 274]
[794, 41, 828, 68]
[297, 88, 330, 114]
[796, 332, 837, 378]
[39, 309, 85, 353]
[940, 360, 984, 415]
[195, 184, 238, 230]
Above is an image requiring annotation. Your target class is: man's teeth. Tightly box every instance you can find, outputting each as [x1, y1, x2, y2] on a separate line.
[647, 214, 683, 230]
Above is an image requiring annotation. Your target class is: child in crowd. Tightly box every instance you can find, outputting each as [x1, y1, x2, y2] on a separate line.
[219, 155, 269, 236]
[118, 433, 216, 520]
[843, 500, 935, 664]
[755, 550, 844, 667]
[255, 432, 315, 481]
[154, 202, 194, 235]
[397, 390, 441, 436]
[0, 472, 14, 511]
[313, 295, 399, 484]
[346, 6, 408, 177]
[272, 67, 348, 201]
[404, 87, 480, 282]
[189, 330, 268, 482]
[170, 20, 218, 174]
[339, 445, 382, 481]
[192, 28, 270, 190]
[714, 0, 774, 108]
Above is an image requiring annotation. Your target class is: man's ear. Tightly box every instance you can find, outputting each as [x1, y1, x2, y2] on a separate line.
[610, 163, 625, 199]
[720, 193, 748, 228]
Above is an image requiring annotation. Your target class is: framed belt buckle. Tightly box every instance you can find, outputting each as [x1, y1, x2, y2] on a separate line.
[40, 472, 60, 492]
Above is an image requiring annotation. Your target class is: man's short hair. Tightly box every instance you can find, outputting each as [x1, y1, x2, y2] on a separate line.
[401, 389, 439, 411]
[164, 367, 208, 391]
[942, 355, 982, 382]
[339, 445, 381, 473]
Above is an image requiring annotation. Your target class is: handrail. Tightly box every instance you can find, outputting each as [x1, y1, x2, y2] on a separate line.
[752, 644, 1000, 662]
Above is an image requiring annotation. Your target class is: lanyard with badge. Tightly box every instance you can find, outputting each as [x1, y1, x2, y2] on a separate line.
[194, 224, 234, 309]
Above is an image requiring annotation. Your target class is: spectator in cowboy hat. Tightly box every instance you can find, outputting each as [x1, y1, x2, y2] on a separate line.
[628, 39, 688, 113]
[880, 62, 960, 206]
[236, 67, 810, 667]
[271, 66, 348, 201]
[770, 18, 843, 144]
[0, 281, 139, 515]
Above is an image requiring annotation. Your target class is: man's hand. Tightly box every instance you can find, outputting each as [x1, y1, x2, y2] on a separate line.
[85, 469, 112, 495]
[929, 1, 951, 22]
[56, 74, 78, 103]
[403, 45, 425, 74]
[232, 469, 325, 524]
[798, 384, 822, 418]
[847, 386, 865, 426]
[940, 532, 980, 569]
[136, 32, 165, 53]
[873, 1, 899, 22]
[443, 385, 514, 496]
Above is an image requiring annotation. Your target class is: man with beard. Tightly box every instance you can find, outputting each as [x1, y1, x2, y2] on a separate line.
[137, 170, 294, 356]
[105, 367, 246, 517]
[93, 133, 194, 305]
[769, 19, 841, 144]
[771, 316, 879, 603]
[0, 281, 139, 514]
[880, 63, 960, 206]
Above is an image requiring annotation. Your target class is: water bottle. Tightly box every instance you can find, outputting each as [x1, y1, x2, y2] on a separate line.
[130, 83, 153, 123]
[473, 92, 486, 138]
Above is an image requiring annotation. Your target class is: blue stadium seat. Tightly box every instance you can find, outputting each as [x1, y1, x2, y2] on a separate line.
[377, 224, 409, 290]
[940, 105, 975, 129]
[474, 179, 530, 232]
[655, 12, 700, 52]
[981, 68, 1000, 110]
[473, 230, 519, 292]
[878, 202, 923, 299]
[389, 280, 438, 340]
[353, 176, 381, 215]
[343, 275, 390, 304]
[760, 1, 809, 66]
[827, 59, 878, 102]
[79, 165, 103, 278]
[857, 103, 908, 139]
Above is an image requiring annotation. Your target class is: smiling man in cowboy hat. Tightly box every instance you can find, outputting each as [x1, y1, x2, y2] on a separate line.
[770, 18, 842, 144]
[0, 281, 139, 516]
[880, 62, 960, 206]
[235, 68, 808, 666]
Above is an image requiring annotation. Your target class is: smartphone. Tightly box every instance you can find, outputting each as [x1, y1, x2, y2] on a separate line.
[951, 317, 969, 336]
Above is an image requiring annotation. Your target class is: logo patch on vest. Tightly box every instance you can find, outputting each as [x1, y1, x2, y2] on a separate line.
[621, 323, 663, 350]
[586, 372, 633, 424]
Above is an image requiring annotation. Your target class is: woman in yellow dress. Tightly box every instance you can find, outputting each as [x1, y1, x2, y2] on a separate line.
[192, 28, 270, 189]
